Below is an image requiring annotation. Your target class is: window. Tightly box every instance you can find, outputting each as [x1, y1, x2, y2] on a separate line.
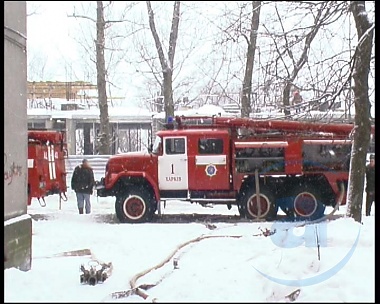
[165, 138, 185, 155]
[198, 138, 223, 155]
[28, 122, 45, 129]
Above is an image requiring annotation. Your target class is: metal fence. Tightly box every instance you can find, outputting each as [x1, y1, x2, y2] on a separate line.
[65, 155, 110, 179]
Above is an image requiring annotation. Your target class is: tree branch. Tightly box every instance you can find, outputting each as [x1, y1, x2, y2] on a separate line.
[167, 1, 181, 68]
[67, 13, 96, 23]
[146, 1, 167, 71]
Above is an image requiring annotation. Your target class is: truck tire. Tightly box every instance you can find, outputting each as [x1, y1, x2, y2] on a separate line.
[115, 186, 155, 223]
[289, 184, 326, 221]
[240, 184, 278, 221]
[237, 204, 245, 218]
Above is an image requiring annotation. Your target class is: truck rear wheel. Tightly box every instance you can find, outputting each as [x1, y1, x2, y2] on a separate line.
[240, 184, 278, 221]
[115, 186, 155, 223]
[290, 184, 326, 221]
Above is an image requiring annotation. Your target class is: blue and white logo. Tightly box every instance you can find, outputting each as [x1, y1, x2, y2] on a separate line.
[253, 222, 361, 286]
[205, 164, 217, 177]
[252, 158, 360, 287]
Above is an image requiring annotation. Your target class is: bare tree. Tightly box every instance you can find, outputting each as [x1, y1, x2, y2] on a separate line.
[146, 1, 180, 120]
[69, 1, 138, 154]
[26, 2, 41, 17]
[133, 30, 202, 113]
[263, 2, 343, 116]
[27, 4, 49, 82]
[69, 2, 110, 154]
[200, 1, 363, 119]
[203, 2, 260, 112]
[346, 1, 374, 222]
[95, 1, 111, 155]
[27, 51, 49, 81]
[195, 52, 240, 108]
[241, 1, 261, 118]
[133, 46, 165, 112]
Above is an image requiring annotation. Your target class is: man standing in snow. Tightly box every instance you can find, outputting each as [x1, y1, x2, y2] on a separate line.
[71, 159, 95, 214]
[365, 154, 375, 216]
[292, 90, 303, 114]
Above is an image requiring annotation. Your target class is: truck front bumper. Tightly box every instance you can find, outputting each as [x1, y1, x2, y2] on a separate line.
[95, 178, 113, 197]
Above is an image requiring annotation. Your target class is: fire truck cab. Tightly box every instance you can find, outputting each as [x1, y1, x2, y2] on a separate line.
[28, 130, 68, 206]
[96, 115, 373, 223]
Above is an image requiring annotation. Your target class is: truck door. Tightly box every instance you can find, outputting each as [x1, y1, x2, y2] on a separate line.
[188, 132, 230, 190]
[158, 136, 188, 190]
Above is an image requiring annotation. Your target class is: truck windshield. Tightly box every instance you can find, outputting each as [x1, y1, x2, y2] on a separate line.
[152, 136, 162, 155]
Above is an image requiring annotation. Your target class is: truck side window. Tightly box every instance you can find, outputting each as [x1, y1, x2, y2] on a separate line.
[165, 138, 185, 155]
[198, 138, 223, 155]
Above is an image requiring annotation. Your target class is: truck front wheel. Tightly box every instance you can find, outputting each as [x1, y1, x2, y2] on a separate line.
[115, 187, 155, 223]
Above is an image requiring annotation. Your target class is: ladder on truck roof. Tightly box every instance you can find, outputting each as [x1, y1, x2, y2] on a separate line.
[170, 115, 375, 137]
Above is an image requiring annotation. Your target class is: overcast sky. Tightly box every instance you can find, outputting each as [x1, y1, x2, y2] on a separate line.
[27, 1, 206, 102]
[27, 1, 80, 79]
[26, 1, 231, 103]
[26, 1, 375, 112]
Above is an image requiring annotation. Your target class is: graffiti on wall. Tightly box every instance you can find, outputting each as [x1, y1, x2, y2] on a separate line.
[4, 153, 23, 185]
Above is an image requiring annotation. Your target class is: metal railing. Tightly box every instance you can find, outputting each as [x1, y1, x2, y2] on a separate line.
[65, 155, 111, 179]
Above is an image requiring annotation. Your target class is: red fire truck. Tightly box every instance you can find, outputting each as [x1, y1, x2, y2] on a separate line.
[96, 115, 374, 223]
[28, 130, 68, 207]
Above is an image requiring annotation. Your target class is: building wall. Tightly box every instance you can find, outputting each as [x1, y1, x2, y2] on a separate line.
[4, 1, 31, 271]
[27, 81, 97, 100]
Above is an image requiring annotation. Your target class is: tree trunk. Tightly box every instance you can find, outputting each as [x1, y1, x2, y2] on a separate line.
[241, 1, 261, 118]
[163, 72, 174, 118]
[346, 1, 374, 222]
[96, 1, 111, 155]
[282, 83, 292, 116]
[146, 1, 180, 121]
[157, 86, 164, 113]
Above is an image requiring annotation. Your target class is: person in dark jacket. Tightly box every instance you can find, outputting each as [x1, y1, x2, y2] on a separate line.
[292, 90, 303, 114]
[365, 154, 375, 216]
[71, 159, 95, 214]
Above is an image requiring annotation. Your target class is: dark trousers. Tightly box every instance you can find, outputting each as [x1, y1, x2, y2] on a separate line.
[365, 191, 375, 216]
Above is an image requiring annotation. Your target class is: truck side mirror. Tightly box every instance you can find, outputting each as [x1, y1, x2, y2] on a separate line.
[148, 143, 153, 153]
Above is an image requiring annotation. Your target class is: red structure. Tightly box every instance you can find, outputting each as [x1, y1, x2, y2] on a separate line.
[28, 130, 68, 207]
[96, 115, 375, 223]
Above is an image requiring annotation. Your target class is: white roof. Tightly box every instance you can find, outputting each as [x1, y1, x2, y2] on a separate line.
[152, 104, 233, 119]
[27, 106, 153, 120]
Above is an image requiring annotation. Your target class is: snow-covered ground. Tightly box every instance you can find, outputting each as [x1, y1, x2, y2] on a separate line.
[4, 185, 374, 303]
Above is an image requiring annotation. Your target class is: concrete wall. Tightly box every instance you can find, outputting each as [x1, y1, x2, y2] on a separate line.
[65, 119, 77, 155]
[4, 1, 31, 271]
